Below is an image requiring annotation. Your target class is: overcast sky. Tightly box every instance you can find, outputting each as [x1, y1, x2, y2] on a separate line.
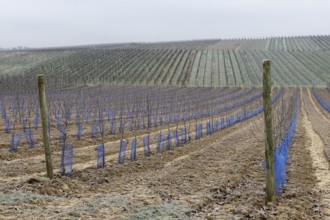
[1, 0, 329, 48]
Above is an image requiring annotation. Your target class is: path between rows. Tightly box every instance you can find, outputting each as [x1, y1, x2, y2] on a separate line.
[308, 89, 330, 122]
[302, 90, 330, 217]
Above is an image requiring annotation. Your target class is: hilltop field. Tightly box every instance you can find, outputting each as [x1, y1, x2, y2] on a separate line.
[1, 36, 330, 90]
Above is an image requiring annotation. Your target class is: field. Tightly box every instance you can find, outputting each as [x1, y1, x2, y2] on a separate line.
[0, 36, 330, 219]
[1, 36, 330, 91]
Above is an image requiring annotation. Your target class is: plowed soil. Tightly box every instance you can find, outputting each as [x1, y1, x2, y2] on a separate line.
[0, 88, 329, 219]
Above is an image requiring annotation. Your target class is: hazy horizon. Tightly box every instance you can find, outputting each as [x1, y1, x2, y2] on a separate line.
[1, 0, 330, 48]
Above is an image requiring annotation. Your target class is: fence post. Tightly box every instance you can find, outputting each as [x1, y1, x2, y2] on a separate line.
[263, 59, 275, 202]
[37, 75, 54, 179]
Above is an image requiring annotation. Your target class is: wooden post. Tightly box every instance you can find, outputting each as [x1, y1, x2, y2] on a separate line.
[263, 59, 275, 202]
[37, 75, 54, 179]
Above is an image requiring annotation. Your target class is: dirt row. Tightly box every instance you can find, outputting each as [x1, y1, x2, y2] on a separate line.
[304, 89, 330, 164]
[0, 91, 325, 219]
[302, 89, 330, 217]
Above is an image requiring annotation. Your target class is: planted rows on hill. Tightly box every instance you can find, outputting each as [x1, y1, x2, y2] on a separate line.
[267, 35, 330, 51]
[1, 35, 330, 89]
[1, 86, 288, 176]
[19, 49, 329, 88]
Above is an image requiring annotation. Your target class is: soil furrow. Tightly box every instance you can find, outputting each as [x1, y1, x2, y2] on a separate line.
[302, 91, 330, 217]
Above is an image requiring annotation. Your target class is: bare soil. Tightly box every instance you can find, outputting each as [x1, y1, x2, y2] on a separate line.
[302, 89, 330, 217]
[0, 88, 329, 219]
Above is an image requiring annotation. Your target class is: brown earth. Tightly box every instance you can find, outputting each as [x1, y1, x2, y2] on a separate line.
[0, 88, 329, 219]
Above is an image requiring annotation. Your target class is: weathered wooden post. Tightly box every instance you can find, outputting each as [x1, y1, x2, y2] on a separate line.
[263, 59, 275, 202]
[37, 75, 54, 179]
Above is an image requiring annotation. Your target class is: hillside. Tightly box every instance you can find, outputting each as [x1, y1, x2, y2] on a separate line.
[1, 35, 330, 90]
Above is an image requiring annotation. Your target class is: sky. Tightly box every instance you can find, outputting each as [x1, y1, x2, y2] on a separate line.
[0, 0, 330, 48]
